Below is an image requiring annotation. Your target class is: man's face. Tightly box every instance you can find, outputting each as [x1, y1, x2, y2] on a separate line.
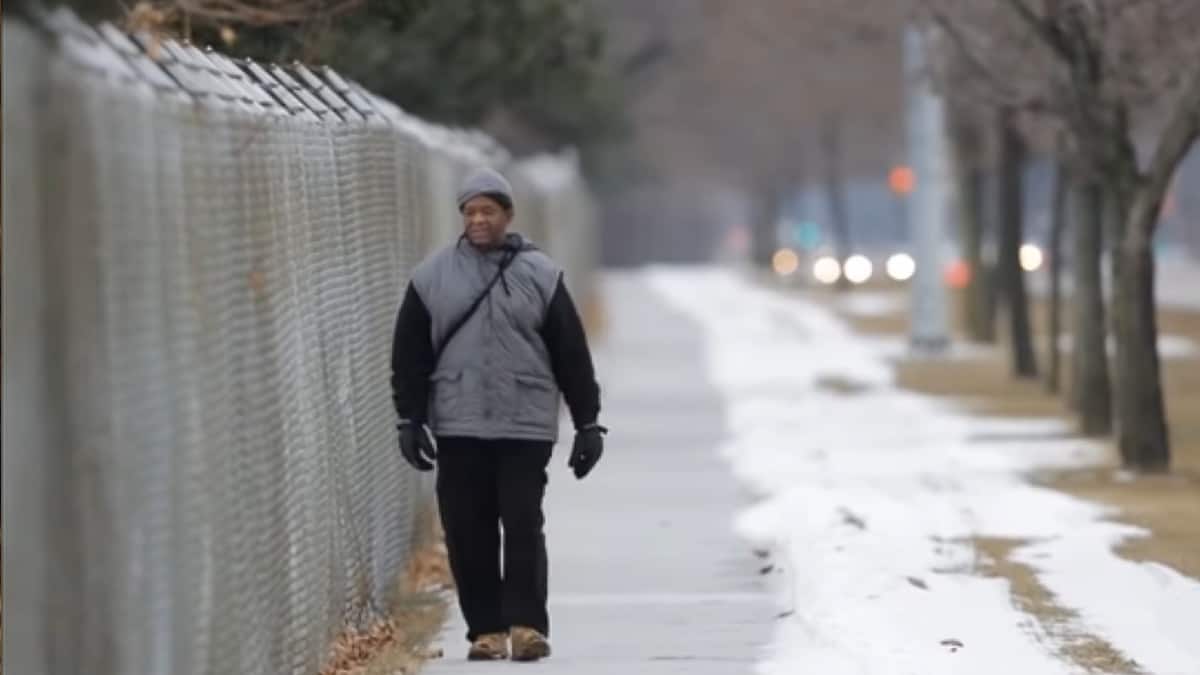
[462, 195, 512, 248]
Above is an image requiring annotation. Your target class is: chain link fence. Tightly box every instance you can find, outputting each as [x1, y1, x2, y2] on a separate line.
[2, 12, 598, 675]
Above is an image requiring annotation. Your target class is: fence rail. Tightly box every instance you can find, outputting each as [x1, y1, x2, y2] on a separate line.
[1, 12, 598, 675]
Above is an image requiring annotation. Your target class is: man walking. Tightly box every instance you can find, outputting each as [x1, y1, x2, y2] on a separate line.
[390, 167, 606, 662]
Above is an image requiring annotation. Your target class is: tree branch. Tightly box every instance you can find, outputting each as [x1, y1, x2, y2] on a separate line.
[1002, 0, 1073, 62]
[1132, 70, 1200, 235]
[172, 0, 363, 26]
[622, 37, 670, 79]
[915, 1, 1058, 118]
[922, 3, 1018, 101]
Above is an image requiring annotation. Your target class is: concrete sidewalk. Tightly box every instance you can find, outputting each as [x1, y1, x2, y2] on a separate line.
[424, 272, 774, 673]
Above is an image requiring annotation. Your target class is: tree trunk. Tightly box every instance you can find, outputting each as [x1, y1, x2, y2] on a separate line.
[995, 108, 1038, 377]
[948, 108, 995, 342]
[1108, 159, 1174, 470]
[1045, 160, 1068, 393]
[822, 115, 851, 290]
[1112, 227, 1170, 470]
[1109, 68, 1200, 470]
[1071, 179, 1111, 434]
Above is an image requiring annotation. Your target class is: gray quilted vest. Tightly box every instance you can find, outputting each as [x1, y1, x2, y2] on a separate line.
[410, 234, 564, 442]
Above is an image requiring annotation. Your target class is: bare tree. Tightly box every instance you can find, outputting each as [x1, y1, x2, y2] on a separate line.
[1045, 156, 1069, 394]
[598, 0, 906, 265]
[921, 0, 1200, 470]
[710, 1, 905, 265]
[1071, 177, 1114, 434]
[995, 106, 1039, 376]
[1048, 1, 1200, 469]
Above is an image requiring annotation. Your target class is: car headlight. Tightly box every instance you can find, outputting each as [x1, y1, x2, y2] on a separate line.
[772, 248, 800, 276]
[813, 256, 842, 285]
[886, 253, 916, 281]
[844, 255, 873, 284]
[1020, 244, 1044, 272]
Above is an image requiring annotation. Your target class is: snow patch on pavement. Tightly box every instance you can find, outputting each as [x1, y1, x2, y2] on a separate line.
[647, 266, 1200, 675]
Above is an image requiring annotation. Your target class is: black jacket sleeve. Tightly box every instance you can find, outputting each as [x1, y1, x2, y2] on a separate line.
[391, 283, 436, 424]
[540, 274, 601, 430]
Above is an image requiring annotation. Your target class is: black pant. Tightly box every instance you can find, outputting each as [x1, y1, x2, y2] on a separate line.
[436, 437, 553, 642]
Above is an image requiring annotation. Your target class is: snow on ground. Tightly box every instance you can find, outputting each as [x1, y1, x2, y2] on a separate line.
[1158, 258, 1200, 311]
[1054, 333, 1200, 360]
[830, 287, 1198, 360]
[647, 267, 1200, 675]
[1028, 254, 1200, 312]
[835, 291, 909, 319]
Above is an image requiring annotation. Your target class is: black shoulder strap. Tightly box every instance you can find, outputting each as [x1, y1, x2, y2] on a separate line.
[434, 247, 520, 363]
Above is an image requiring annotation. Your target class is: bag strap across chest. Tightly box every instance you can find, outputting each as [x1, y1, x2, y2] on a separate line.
[433, 245, 521, 364]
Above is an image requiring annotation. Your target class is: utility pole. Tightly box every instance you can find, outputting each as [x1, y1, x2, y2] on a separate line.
[904, 24, 951, 354]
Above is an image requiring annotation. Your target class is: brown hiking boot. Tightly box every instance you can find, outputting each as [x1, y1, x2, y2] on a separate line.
[467, 632, 509, 661]
[510, 626, 551, 662]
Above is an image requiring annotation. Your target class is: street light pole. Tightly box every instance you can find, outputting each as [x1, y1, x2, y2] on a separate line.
[904, 24, 951, 354]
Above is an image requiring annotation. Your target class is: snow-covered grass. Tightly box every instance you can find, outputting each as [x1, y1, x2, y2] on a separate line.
[647, 267, 1200, 675]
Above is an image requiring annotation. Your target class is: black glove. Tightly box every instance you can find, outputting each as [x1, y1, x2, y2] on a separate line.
[568, 423, 607, 479]
[397, 421, 437, 472]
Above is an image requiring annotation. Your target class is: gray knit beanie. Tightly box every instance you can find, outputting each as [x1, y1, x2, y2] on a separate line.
[457, 167, 514, 211]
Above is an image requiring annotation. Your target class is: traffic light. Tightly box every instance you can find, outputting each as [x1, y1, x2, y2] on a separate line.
[889, 165, 916, 196]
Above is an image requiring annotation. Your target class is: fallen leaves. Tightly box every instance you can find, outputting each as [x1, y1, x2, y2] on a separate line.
[319, 618, 428, 675]
[123, 2, 179, 61]
[318, 509, 453, 675]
